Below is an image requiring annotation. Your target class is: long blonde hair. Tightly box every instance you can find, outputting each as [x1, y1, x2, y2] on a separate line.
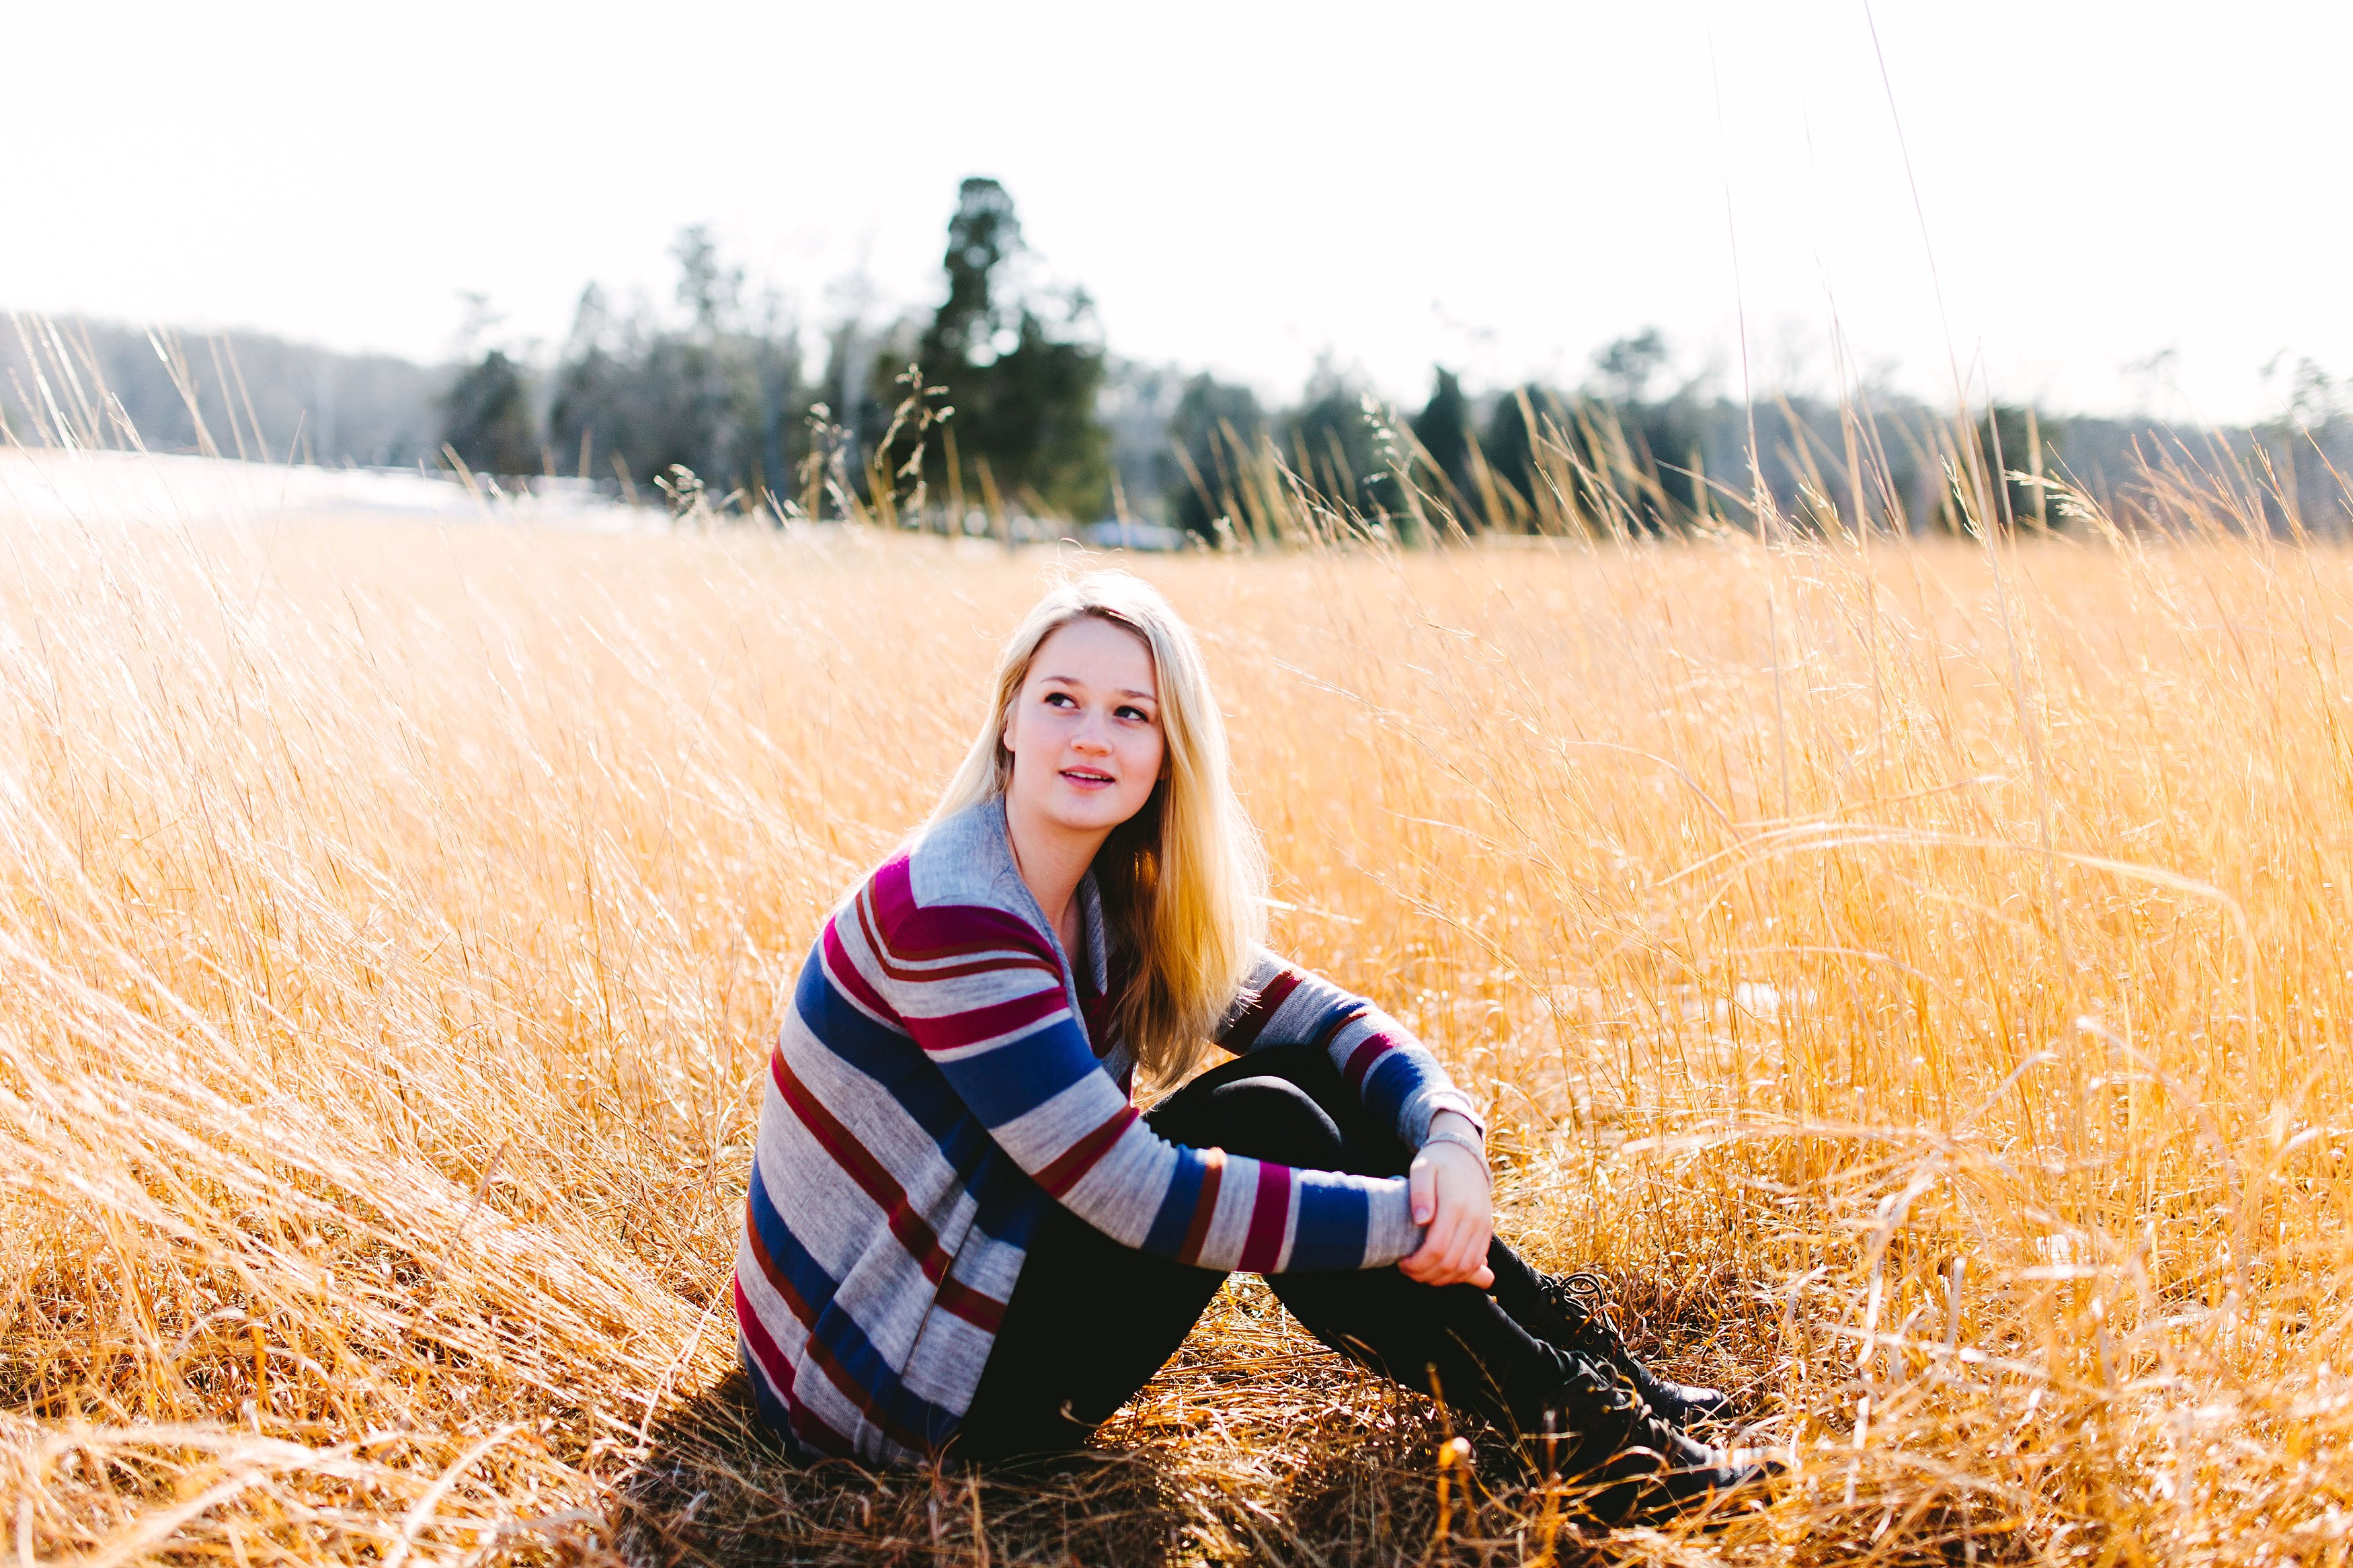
[931, 570, 1266, 1085]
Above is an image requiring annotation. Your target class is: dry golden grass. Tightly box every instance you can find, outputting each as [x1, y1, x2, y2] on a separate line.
[3, 455, 2350, 1566]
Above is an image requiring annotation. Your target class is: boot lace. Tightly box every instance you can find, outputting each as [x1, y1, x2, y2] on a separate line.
[1534, 1271, 1629, 1354]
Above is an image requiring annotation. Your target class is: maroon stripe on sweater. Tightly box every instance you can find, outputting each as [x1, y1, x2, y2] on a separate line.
[733, 1275, 852, 1457]
[872, 855, 1066, 962]
[1342, 1030, 1395, 1089]
[1177, 1147, 1226, 1266]
[1222, 970, 1303, 1052]
[760, 1051, 1010, 1331]
[856, 881, 1058, 987]
[821, 915, 898, 1024]
[1035, 1104, 1138, 1198]
[1237, 1159, 1292, 1272]
[907, 985, 1069, 1053]
[934, 1273, 1006, 1335]
[739, 1217, 929, 1455]
[770, 1050, 951, 1282]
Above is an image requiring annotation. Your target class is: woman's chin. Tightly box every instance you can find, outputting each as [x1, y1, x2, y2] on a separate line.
[1042, 792, 1143, 833]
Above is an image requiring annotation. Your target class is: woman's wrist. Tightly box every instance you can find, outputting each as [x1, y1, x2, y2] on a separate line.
[1425, 1109, 1484, 1152]
[1419, 1114, 1488, 1181]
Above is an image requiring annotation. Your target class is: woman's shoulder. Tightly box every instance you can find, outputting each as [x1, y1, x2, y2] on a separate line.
[849, 797, 1047, 950]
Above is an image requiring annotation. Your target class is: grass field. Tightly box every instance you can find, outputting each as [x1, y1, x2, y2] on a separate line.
[2, 454, 2348, 1566]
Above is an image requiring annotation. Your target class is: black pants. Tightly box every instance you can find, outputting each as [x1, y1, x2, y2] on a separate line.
[958, 1043, 1569, 1461]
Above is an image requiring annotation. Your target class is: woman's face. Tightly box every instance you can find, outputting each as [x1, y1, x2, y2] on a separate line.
[1002, 616, 1166, 839]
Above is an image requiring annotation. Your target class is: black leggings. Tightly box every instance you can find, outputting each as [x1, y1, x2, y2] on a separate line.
[957, 1043, 1568, 1461]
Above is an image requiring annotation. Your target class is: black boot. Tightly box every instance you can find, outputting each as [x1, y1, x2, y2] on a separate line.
[1530, 1352, 1767, 1524]
[1495, 1266, 1732, 1425]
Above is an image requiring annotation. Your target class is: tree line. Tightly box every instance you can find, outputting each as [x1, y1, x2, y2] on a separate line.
[8, 175, 2348, 539]
[430, 175, 2353, 540]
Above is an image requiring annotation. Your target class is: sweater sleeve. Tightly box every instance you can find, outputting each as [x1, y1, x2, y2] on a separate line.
[840, 870, 1423, 1272]
[1214, 947, 1483, 1151]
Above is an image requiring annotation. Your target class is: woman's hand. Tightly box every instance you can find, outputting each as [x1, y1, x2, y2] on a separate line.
[1399, 1111, 1493, 1288]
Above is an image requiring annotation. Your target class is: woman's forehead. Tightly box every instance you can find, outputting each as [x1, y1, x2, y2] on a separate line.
[1032, 617, 1157, 689]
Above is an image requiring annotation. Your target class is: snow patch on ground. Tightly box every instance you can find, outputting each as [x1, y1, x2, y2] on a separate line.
[0, 448, 652, 532]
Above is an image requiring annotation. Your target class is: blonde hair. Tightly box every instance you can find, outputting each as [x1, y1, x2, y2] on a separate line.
[931, 570, 1266, 1085]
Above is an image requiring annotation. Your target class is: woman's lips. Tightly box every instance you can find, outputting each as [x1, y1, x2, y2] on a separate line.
[1060, 768, 1115, 790]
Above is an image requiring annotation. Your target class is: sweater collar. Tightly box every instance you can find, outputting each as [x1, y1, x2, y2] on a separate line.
[982, 793, 1112, 998]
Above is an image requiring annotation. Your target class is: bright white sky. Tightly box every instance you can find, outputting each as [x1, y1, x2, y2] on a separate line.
[4, 0, 2345, 423]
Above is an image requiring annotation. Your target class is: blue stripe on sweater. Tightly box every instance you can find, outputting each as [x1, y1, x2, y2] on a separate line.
[1139, 1142, 1211, 1257]
[797, 958, 1041, 1246]
[1283, 1182, 1372, 1271]
[797, 956, 984, 1155]
[736, 1337, 815, 1460]
[931, 1014, 1106, 1127]
[964, 1141, 1048, 1245]
[748, 1166, 961, 1448]
[1360, 1049, 1420, 1133]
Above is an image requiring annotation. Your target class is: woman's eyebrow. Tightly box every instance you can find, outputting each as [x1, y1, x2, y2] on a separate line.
[1039, 673, 1156, 702]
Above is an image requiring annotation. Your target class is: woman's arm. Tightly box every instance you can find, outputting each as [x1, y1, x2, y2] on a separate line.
[838, 870, 1423, 1273]
[1215, 949, 1485, 1149]
[1216, 950, 1494, 1286]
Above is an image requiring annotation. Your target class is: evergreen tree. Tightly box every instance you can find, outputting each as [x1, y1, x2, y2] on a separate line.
[1480, 383, 1566, 527]
[1591, 327, 1667, 404]
[1410, 366, 1474, 518]
[1165, 372, 1265, 538]
[438, 349, 539, 477]
[924, 178, 1019, 370]
[1281, 360, 1390, 518]
[891, 177, 1110, 520]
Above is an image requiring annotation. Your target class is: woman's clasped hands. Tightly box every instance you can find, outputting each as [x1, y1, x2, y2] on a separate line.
[1399, 1109, 1492, 1288]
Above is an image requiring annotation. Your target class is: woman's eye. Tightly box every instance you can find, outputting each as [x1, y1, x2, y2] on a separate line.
[1044, 692, 1075, 708]
[1117, 706, 1154, 723]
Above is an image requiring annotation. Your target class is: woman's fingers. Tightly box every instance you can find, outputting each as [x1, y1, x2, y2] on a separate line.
[1402, 1242, 1490, 1287]
[1408, 1153, 1437, 1227]
[1402, 1247, 1464, 1285]
[1398, 1144, 1499, 1286]
[1399, 1175, 1491, 1286]
[1400, 1214, 1455, 1282]
[1446, 1214, 1486, 1280]
[1401, 1208, 1443, 1276]
[1436, 1161, 1486, 1262]
[1447, 1224, 1479, 1279]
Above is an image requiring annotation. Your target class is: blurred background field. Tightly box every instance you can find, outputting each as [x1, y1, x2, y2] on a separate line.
[2, 430, 2349, 1563]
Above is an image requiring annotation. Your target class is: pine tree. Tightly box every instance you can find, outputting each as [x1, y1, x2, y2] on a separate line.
[439, 350, 539, 477]
[1410, 367, 1474, 518]
[890, 177, 1109, 521]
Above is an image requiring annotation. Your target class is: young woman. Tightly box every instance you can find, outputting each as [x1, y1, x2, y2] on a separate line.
[733, 572, 1763, 1517]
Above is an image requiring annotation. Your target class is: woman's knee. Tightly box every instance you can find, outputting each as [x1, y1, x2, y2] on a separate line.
[1178, 1044, 1410, 1175]
[1149, 1075, 1348, 1166]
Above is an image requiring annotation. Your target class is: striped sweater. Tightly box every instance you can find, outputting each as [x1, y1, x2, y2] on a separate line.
[732, 796, 1480, 1464]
